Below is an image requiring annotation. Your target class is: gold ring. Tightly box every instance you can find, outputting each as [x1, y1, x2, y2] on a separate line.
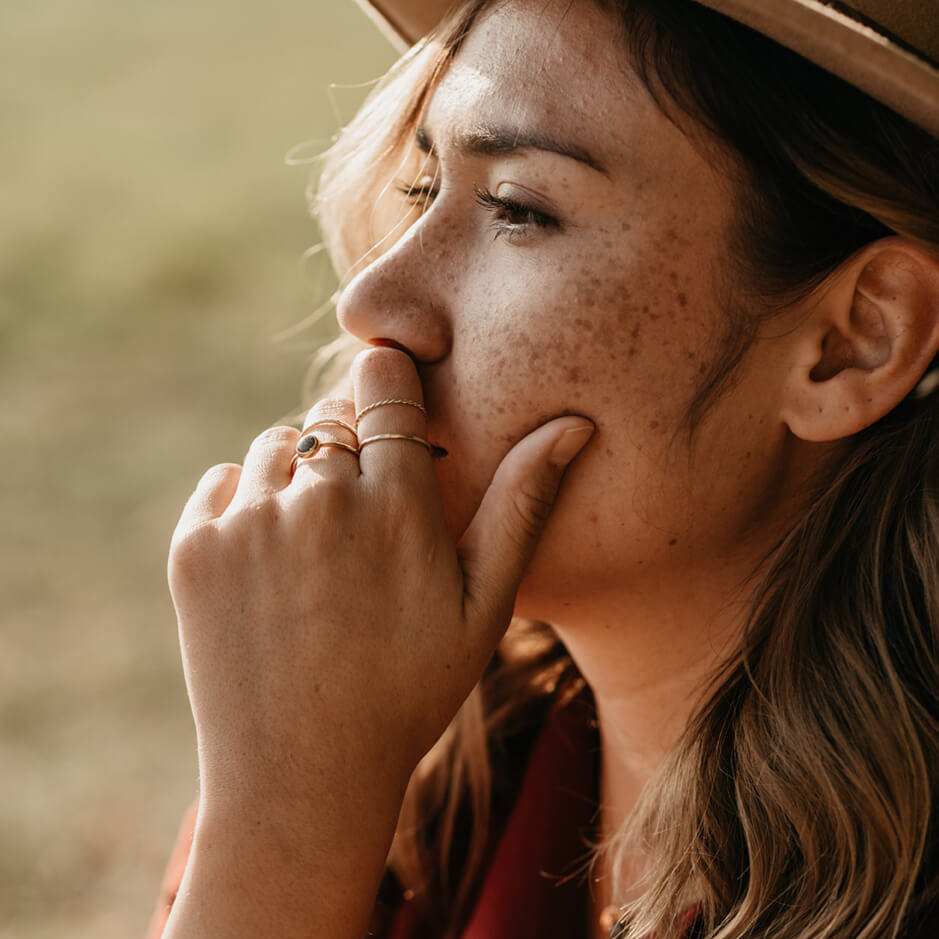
[290, 436, 359, 473]
[358, 433, 431, 451]
[299, 418, 358, 438]
[355, 398, 427, 427]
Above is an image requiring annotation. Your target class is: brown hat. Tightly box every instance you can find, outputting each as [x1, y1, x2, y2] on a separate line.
[355, 0, 939, 139]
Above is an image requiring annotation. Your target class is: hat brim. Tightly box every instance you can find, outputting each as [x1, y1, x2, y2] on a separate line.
[355, 0, 939, 140]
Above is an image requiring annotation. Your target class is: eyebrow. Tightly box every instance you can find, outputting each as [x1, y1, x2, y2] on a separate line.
[415, 124, 609, 176]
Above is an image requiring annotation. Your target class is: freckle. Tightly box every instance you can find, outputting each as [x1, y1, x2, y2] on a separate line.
[669, 271, 679, 284]
[678, 292, 687, 307]
[589, 513, 599, 523]
[627, 346, 637, 358]
[745, 451, 751, 458]
[605, 447, 614, 457]
[567, 366, 582, 382]
[621, 220, 632, 232]
[687, 350, 696, 360]
[642, 305, 650, 314]
[668, 537, 678, 546]
[649, 420, 660, 430]
[631, 324, 640, 339]
[496, 405, 505, 414]
[698, 363, 707, 374]
[601, 395, 611, 404]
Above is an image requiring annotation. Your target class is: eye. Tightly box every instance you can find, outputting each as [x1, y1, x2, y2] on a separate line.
[473, 186, 560, 242]
[395, 175, 438, 212]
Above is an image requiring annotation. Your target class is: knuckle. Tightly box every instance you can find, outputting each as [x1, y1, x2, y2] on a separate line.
[200, 462, 240, 488]
[367, 474, 422, 528]
[381, 472, 416, 507]
[305, 397, 353, 419]
[252, 425, 298, 450]
[230, 496, 281, 528]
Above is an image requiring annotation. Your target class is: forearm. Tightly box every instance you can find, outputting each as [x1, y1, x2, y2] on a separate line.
[162, 782, 405, 939]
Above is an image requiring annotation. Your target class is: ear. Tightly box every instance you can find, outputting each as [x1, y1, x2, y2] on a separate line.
[780, 238, 939, 442]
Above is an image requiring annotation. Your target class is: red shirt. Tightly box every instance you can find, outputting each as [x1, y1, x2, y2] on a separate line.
[146, 689, 601, 939]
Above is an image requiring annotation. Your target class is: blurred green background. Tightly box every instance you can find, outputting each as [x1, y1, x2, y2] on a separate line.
[0, 2, 396, 936]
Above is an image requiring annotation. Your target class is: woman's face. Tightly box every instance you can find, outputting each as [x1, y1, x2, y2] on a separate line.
[338, 0, 800, 624]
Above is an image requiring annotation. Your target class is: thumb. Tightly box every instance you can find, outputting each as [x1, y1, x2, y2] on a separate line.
[458, 416, 594, 636]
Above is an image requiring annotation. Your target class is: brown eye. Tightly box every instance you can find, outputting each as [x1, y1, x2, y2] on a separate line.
[473, 185, 560, 241]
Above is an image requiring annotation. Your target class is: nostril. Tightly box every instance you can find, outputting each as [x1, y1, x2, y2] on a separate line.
[370, 337, 408, 351]
[369, 337, 419, 359]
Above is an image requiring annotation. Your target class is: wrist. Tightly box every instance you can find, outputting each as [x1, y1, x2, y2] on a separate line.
[163, 775, 408, 939]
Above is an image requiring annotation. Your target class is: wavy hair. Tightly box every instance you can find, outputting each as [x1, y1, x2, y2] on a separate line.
[314, 1, 939, 937]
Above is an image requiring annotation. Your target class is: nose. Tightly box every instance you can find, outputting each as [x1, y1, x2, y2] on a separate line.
[336, 222, 453, 364]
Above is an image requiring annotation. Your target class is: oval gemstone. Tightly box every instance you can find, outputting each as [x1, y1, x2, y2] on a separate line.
[297, 434, 320, 455]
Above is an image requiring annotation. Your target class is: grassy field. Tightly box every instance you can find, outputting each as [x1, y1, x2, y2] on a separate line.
[0, 3, 395, 936]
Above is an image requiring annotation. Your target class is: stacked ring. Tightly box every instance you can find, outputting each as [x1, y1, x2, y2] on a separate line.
[290, 418, 360, 473]
[358, 433, 431, 451]
[355, 398, 427, 427]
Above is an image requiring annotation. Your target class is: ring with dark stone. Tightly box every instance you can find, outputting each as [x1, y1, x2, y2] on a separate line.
[296, 434, 320, 456]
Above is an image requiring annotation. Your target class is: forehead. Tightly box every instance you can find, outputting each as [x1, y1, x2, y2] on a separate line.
[428, 3, 632, 141]
[423, 0, 685, 177]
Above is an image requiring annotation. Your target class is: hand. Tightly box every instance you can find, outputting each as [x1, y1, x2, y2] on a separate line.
[164, 346, 592, 938]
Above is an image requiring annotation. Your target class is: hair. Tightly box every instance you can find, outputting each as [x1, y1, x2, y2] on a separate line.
[314, 1, 939, 937]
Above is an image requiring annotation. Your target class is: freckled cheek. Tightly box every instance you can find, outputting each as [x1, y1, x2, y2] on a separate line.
[452, 238, 712, 424]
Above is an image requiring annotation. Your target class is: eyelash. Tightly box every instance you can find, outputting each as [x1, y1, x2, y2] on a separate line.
[394, 179, 559, 241]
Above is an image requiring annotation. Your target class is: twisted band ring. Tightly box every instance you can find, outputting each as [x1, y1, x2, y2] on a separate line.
[355, 398, 427, 427]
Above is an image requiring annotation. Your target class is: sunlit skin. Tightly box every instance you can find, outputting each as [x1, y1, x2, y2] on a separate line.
[337, 0, 823, 910]
[342, 0, 814, 620]
[163, 1, 939, 937]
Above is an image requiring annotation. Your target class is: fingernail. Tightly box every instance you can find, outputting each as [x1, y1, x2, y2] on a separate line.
[549, 422, 595, 467]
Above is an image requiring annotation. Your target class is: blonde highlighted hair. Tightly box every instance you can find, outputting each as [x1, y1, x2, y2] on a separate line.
[314, 1, 939, 936]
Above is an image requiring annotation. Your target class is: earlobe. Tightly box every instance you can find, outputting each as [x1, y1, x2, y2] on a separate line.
[781, 240, 939, 442]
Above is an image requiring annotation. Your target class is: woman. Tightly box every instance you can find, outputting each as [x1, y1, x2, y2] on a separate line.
[150, 0, 939, 937]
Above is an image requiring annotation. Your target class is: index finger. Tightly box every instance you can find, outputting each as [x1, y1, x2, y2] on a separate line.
[352, 347, 433, 485]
